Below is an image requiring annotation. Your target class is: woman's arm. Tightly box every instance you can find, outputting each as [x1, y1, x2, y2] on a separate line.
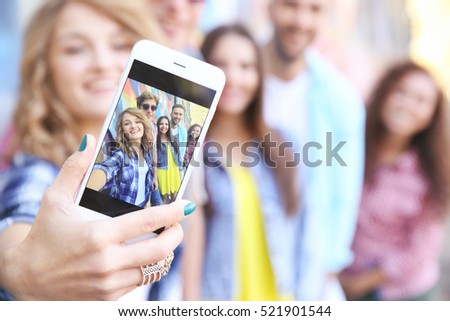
[86, 169, 107, 190]
[0, 135, 193, 300]
[338, 268, 386, 300]
[181, 201, 205, 300]
[87, 149, 124, 191]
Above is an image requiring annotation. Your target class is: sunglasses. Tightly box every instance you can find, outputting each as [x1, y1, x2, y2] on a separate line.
[141, 103, 157, 111]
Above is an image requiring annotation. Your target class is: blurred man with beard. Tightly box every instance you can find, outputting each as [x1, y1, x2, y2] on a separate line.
[148, 0, 205, 57]
[263, 0, 365, 300]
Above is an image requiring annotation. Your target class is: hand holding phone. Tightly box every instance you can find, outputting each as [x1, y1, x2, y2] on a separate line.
[75, 40, 225, 223]
[1, 134, 192, 300]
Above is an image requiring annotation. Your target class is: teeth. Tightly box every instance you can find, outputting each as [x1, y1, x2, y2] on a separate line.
[87, 80, 116, 91]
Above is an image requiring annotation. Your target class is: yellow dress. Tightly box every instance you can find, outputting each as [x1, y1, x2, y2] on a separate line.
[227, 167, 286, 301]
[157, 143, 181, 195]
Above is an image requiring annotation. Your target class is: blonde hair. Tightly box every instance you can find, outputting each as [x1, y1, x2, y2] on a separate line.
[9, 0, 162, 166]
[115, 108, 153, 158]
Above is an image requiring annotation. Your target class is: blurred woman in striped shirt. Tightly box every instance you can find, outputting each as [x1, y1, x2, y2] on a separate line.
[339, 61, 450, 300]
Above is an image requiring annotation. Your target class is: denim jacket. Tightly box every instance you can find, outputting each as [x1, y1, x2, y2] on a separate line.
[156, 141, 182, 170]
[201, 147, 298, 300]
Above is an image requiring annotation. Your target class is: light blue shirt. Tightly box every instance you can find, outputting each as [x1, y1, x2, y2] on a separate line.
[304, 50, 365, 271]
[171, 124, 188, 162]
[264, 50, 365, 300]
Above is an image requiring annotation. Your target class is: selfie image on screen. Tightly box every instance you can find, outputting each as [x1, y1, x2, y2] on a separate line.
[79, 60, 215, 217]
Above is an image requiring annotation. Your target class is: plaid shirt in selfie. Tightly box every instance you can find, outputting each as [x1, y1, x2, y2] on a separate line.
[94, 148, 154, 207]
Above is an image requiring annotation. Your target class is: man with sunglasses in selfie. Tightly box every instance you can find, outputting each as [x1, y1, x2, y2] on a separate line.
[137, 91, 163, 206]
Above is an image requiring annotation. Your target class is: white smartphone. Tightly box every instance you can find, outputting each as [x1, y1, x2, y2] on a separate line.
[75, 40, 225, 224]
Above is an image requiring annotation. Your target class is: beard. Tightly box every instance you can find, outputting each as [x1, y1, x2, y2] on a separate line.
[272, 28, 311, 63]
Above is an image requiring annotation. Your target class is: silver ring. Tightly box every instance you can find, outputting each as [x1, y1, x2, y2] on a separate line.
[160, 251, 175, 277]
[140, 264, 161, 286]
[139, 251, 175, 286]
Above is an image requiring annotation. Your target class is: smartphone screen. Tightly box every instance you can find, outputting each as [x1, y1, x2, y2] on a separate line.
[79, 59, 216, 217]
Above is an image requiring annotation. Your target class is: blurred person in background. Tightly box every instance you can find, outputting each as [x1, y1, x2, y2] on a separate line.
[339, 61, 450, 301]
[263, 0, 365, 300]
[0, 0, 189, 300]
[148, 0, 205, 57]
[181, 24, 300, 300]
[142, 0, 207, 300]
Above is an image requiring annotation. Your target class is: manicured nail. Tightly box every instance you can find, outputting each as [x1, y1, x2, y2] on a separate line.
[184, 202, 196, 216]
[78, 135, 87, 152]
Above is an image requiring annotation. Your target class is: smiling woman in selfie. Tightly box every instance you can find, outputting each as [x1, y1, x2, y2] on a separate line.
[156, 115, 182, 204]
[87, 108, 155, 207]
[0, 0, 190, 301]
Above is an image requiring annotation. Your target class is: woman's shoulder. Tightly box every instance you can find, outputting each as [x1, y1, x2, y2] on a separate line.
[4, 153, 59, 180]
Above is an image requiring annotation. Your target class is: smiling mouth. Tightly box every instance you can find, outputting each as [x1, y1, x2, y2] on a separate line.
[86, 80, 117, 92]
[162, 22, 183, 34]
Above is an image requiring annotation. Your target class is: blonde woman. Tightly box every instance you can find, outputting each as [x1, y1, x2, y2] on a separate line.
[88, 108, 155, 207]
[0, 0, 193, 300]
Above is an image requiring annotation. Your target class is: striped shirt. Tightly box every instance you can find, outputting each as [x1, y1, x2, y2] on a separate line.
[345, 150, 444, 300]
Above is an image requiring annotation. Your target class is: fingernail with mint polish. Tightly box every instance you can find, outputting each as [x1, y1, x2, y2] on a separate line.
[78, 135, 87, 152]
[184, 202, 196, 216]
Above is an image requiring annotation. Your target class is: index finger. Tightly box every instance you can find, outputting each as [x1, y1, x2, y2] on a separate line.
[98, 200, 196, 242]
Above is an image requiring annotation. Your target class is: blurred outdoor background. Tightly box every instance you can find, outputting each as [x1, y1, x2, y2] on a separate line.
[2, 0, 449, 134]
[1, 0, 449, 299]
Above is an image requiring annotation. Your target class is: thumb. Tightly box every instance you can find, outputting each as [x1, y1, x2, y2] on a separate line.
[50, 134, 97, 201]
